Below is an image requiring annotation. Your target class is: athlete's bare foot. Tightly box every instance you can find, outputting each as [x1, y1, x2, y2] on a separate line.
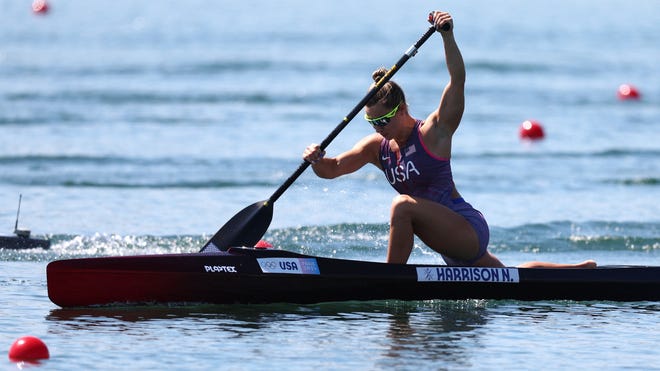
[517, 260, 597, 269]
[575, 260, 597, 269]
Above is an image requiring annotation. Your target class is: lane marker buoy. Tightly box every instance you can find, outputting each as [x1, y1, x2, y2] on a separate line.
[32, 0, 49, 14]
[519, 120, 545, 140]
[617, 84, 641, 101]
[8, 336, 50, 362]
[255, 240, 273, 249]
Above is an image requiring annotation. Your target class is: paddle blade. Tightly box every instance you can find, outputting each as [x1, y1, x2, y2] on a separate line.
[200, 200, 273, 252]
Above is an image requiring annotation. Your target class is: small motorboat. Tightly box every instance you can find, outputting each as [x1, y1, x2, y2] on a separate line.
[0, 195, 50, 250]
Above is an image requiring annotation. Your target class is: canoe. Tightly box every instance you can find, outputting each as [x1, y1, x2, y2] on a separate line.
[46, 246, 660, 307]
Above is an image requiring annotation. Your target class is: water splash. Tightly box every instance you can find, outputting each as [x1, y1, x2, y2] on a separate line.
[2, 221, 657, 263]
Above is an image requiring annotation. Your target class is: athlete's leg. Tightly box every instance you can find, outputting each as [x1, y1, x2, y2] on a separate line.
[473, 251, 506, 267]
[386, 195, 480, 263]
[517, 260, 597, 268]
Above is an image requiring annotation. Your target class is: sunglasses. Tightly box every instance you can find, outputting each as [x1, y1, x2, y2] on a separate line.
[364, 102, 401, 127]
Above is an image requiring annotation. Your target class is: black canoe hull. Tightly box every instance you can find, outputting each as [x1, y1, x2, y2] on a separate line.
[46, 247, 660, 307]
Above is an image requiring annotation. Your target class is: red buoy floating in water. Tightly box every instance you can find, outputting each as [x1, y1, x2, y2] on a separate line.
[617, 84, 641, 101]
[32, 0, 49, 14]
[254, 240, 273, 249]
[8, 336, 50, 362]
[519, 120, 545, 140]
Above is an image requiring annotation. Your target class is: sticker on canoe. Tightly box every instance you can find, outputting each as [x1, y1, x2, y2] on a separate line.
[257, 258, 321, 275]
[204, 265, 237, 273]
[417, 267, 519, 283]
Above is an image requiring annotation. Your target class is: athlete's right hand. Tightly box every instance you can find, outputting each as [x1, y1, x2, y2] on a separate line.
[303, 143, 326, 164]
[429, 11, 453, 32]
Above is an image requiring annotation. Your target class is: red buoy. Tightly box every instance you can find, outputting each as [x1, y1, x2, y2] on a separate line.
[519, 120, 545, 140]
[8, 336, 50, 362]
[254, 240, 273, 249]
[32, 0, 49, 14]
[617, 84, 641, 100]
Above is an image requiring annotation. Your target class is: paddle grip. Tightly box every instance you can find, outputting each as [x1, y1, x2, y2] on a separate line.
[428, 12, 452, 32]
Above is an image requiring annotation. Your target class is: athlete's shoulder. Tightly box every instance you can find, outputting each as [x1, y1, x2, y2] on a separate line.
[356, 133, 385, 148]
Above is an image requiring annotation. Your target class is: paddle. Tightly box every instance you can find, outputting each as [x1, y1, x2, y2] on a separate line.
[201, 17, 448, 252]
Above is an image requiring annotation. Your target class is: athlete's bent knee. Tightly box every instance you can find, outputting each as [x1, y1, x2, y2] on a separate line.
[390, 195, 416, 215]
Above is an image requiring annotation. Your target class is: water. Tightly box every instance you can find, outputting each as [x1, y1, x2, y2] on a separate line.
[1, 0, 659, 369]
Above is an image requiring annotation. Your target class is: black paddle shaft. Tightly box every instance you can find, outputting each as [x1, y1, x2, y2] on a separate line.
[201, 22, 444, 252]
[268, 25, 439, 205]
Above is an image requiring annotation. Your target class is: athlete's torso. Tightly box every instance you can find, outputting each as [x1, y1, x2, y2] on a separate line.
[378, 120, 456, 205]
